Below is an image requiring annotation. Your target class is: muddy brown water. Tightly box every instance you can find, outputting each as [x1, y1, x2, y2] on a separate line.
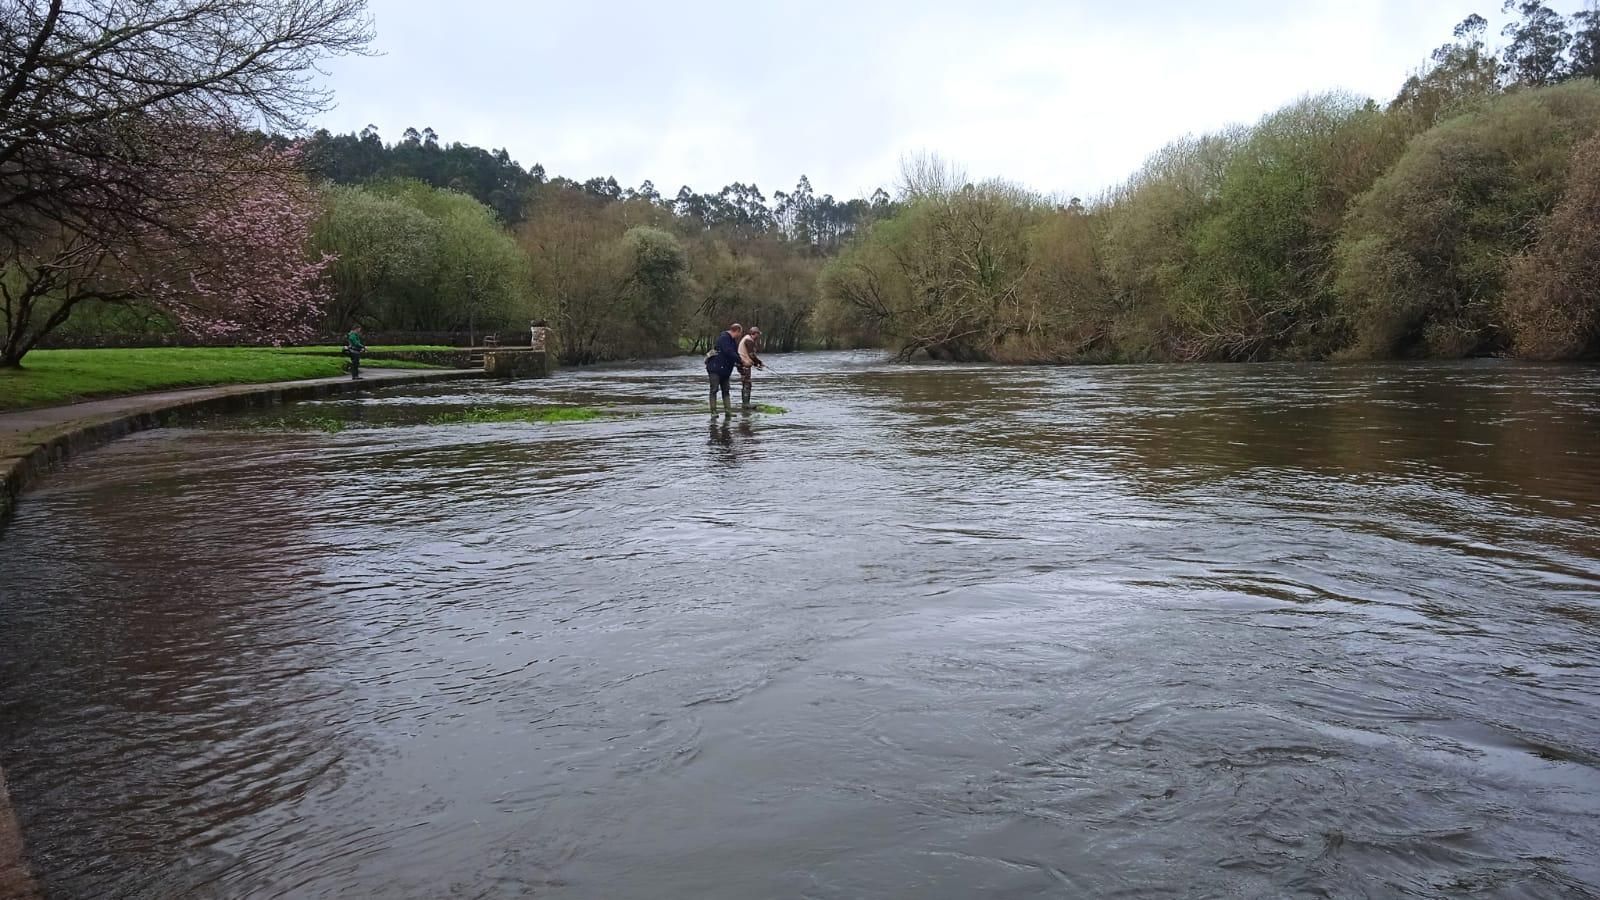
[2, 352, 1598, 898]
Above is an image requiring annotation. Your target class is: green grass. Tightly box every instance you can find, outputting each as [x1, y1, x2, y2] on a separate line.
[433, 405, 605, 425]
[752, 403, 788, 414]
[0, 346, 454, 412]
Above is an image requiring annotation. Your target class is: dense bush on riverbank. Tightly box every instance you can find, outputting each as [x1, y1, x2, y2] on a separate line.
[1337, 83, 1600, 359]
[1503, 132, 1600, 359]
[820, 84, 1600, 363]
[818, 9, 1600, 363]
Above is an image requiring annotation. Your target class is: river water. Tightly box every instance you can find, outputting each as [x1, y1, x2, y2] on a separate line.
[2, 352, 1598, 898]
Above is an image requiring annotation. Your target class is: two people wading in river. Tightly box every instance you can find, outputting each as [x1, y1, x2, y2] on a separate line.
[705, 322, 765, 414]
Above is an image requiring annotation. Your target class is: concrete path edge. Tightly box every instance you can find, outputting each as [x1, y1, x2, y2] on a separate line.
[0, 367, 486, 897]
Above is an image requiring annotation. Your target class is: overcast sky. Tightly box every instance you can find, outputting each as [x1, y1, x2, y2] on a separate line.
[314, 1, 1589, 201]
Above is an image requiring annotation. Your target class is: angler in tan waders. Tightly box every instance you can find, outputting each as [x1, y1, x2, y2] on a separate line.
[737, 326, 765, 407]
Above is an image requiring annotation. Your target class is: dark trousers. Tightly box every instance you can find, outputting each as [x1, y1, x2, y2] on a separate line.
[738, 365, 753, 405]
[707, 370, 730, 410]
[347, 349, 362, 378]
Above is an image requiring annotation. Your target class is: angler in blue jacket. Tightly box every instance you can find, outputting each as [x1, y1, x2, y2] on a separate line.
[705, 323, 744, 414]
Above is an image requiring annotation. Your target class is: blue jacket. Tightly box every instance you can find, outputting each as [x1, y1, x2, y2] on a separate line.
[706, 331, 740, 377]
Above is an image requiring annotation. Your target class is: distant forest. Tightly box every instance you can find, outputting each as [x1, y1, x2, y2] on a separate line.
[22, 0, 1600, 366]
[293, 126, 894, 360]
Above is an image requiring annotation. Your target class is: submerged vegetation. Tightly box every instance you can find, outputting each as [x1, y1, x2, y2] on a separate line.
[230, 404, 610, 432]
[251, 414, 348, 434]
[237, 400, 778, 432]
[446, 405, 605, 424]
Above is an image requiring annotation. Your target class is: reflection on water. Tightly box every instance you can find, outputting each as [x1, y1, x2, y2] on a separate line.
[2, 353, 1599, 897]
[707, 417, 758, 467]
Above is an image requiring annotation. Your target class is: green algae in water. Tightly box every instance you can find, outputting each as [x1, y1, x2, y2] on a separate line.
[753, 404, 787, 414]
[440, 405, 605, 425]
[246, 414, 347, 433]
[525, 406, 603, 423]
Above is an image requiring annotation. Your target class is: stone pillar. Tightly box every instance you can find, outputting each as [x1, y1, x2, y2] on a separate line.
[529, 320, 549, 352]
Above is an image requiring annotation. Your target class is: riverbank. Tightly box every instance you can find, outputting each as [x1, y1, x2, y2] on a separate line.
[0, 346, 458, 412]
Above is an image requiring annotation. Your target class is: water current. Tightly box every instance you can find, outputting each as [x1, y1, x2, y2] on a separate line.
[1, 352, 1598, 897]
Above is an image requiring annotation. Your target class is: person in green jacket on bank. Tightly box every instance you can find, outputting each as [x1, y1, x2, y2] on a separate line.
[344, 325, 366, 380]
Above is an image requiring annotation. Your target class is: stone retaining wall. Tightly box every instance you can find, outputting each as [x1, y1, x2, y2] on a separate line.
[367, 349, 477, 368]
[483, 349, 552, 378]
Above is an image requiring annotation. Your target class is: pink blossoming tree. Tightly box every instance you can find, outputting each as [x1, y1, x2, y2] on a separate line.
[2, 139, 335, 365]
[139, 144, 335, 345]
[0, 0, 371, 367]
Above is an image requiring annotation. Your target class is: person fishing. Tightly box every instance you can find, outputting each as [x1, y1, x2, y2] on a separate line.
[344, 324, 366, 380]
[737, 326, 765, 407]
[705, 322, 742, 414]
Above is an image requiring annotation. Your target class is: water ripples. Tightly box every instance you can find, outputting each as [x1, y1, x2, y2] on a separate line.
[2, 353, 1599, 897]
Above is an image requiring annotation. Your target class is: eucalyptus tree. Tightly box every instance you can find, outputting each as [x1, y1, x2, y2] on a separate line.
[1501, 0, 1572, 86]
[1569, 5, 1600, 79]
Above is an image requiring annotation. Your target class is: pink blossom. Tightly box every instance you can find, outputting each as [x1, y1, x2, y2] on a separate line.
[131, 142, 334, 343]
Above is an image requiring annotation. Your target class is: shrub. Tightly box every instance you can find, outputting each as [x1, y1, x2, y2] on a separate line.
[1334, 81, 1600, 357]
[1503, 132, 1600, 358]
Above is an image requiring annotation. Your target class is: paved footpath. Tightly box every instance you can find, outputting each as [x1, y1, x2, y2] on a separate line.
[0, 367, 482, 899]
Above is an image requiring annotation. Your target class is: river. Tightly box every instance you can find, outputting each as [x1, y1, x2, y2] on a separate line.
[2, 352, 1598, 898]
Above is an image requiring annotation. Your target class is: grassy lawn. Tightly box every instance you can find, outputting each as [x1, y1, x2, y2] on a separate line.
[0, 346, 454, 412]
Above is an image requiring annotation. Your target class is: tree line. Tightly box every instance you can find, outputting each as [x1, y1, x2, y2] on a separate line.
[818, 2, 1600, 363]
[301, 129, 895, 360]
[6, 0, 1600, 370]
